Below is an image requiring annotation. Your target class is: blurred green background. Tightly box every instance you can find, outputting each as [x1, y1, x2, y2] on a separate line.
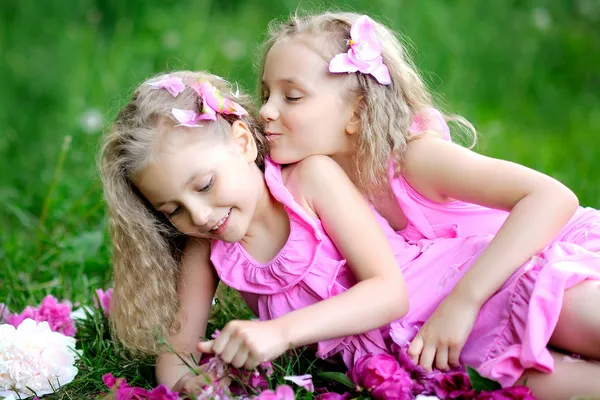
[1, 0, 599, 307]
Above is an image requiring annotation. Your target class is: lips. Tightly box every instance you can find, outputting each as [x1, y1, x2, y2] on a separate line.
[210, 209, 231, 233]
[266, 132, 281, 141]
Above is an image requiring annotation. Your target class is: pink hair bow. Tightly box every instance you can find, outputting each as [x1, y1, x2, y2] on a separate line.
[171, 80, 248, 127]
[329, 15, 391, 85]
[148, 75, 185, 97]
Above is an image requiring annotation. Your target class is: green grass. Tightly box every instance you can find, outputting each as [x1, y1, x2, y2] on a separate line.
[1, 0, 599, 398]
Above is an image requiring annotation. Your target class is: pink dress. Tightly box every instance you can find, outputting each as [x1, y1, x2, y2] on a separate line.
[211, 158, 421, 367]
[210, 158, 600, 388]
[399, 107, 600, 250]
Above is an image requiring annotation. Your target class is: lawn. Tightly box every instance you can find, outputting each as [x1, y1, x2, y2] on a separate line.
[1, 0, 599, 398]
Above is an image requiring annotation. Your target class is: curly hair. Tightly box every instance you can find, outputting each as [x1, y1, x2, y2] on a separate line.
[99, 71, 267, 355]
[258, 10, 475, 194]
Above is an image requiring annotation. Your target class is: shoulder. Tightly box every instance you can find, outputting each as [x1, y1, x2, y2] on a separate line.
[283, 155, 346, 186]
[281, 156, 352, 216]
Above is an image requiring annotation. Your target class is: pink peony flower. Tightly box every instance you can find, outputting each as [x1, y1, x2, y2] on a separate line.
[315, 393, 351, 400]
[6, 295, 76, 336]
[94, 288, 113, 317]
[475, 386, 535, 400]
[349, 353, 413, 400]
[283, 374, 314, 392]
[433, 371, 475, 399]
[255, 384, 295, 400]
[391, 343, 453, 396]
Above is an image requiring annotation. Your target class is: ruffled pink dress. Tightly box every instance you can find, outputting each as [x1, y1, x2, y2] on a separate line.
[210, 158, 600, 388]
[387, 108, 600, 385]
[211, 158, 421, 367]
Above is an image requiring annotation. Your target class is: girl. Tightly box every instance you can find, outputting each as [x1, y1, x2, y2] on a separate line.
[99, 70, 414, 394]
[258, 11, 600, 399]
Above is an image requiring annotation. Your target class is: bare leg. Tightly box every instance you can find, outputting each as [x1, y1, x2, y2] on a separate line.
[516, 350, 600, 400]
[550, 280, 600, 359]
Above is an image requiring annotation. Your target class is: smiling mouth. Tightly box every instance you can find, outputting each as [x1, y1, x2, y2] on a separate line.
[210, 209, 231, 232]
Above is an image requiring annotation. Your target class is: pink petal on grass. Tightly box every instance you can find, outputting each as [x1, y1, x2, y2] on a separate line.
[283, 374, 314, 393]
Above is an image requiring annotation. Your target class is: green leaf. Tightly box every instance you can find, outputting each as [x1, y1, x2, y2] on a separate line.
[318, 371, 355, 389]
[467, 365, 502, 392]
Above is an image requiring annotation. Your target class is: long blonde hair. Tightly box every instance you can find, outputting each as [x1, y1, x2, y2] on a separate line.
[99, 71, 266, 355]
[258, 11, 474, 194]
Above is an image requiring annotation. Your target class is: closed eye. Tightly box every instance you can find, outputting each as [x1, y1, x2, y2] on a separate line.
[167, 206, 181, 218]
[199, 177, 214, 192]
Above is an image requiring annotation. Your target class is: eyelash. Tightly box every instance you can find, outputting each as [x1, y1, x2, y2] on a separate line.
[168, 207, 181, 218]
[199, 177, 214, 192]
[286, 96, 301, 102]
[166, 178, 214, 219]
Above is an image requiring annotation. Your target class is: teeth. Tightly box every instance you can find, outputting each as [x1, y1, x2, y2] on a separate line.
[210, 210, 231, 231]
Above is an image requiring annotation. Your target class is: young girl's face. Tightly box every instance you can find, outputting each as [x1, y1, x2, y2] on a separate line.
[135, 121, 261, 242]
[260, 38, 357, 164]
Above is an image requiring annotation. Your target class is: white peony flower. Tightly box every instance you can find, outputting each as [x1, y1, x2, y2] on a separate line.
[0, 319, 81, 398]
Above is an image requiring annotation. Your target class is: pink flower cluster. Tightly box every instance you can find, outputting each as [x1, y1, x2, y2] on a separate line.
[4, 295, 76, 336]
[102, 373, 179, 400]
[345, 345, 536, 400]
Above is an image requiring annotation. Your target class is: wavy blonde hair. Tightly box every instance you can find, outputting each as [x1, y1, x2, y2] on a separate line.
[99, 71, 267, 355]
[258, 11, 475, 194]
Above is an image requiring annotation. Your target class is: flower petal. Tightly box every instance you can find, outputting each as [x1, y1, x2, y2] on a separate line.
[275, 384, 295, 400]
[284, 374, 314, 392]
[350, 15, 382, 60]
[148, 75, 185, 97]
[329, 53, 359, 74]
[370, 61, 392, 85]
[172, 108, 202, 127]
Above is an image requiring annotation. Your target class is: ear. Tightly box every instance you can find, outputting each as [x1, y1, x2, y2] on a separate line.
[230, 120, 258, 163]
[345, 95, 363, 135]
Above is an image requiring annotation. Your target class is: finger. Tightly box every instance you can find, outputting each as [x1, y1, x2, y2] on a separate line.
[448, 343, 462, 369]
[212, 325, 233, 355]
[434, 344, 450, 371]
[220, 336, 241, 364]
[419, 344, 437, 372]
[182, 375, 205, 396]
[244, 353, 260, 370]
[197, 340, 214, 354]
[408, 334, 424, 364]
[231, 346, 249, 369]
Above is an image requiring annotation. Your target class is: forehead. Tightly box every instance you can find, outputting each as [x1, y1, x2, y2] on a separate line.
[263, 37, 330, 80]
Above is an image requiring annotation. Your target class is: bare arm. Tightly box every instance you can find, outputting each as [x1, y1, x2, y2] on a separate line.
[274, 155, 409, 347]
[155, 238, 218, 391]
[403, 136, 578, 306]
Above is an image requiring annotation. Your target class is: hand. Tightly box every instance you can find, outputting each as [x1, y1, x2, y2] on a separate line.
[407, 295, 480, 372]
[197, 319, 290, 370]
[175, 368, 229, 396]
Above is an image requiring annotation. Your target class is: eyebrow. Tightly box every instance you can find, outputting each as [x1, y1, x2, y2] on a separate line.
[153, 173, 197, 209]
[261, 78, 300, 87]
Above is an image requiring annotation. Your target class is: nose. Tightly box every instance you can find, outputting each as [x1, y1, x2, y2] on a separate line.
[259, 98, 279, 122]
[190, 203, 211, 228]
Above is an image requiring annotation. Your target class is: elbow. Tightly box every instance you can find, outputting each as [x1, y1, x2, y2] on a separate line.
[380, 273, 410, 321]
[553, 183, 579, 218]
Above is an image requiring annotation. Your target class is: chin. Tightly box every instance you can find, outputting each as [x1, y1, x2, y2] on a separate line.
[269, 151, 304, 165]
